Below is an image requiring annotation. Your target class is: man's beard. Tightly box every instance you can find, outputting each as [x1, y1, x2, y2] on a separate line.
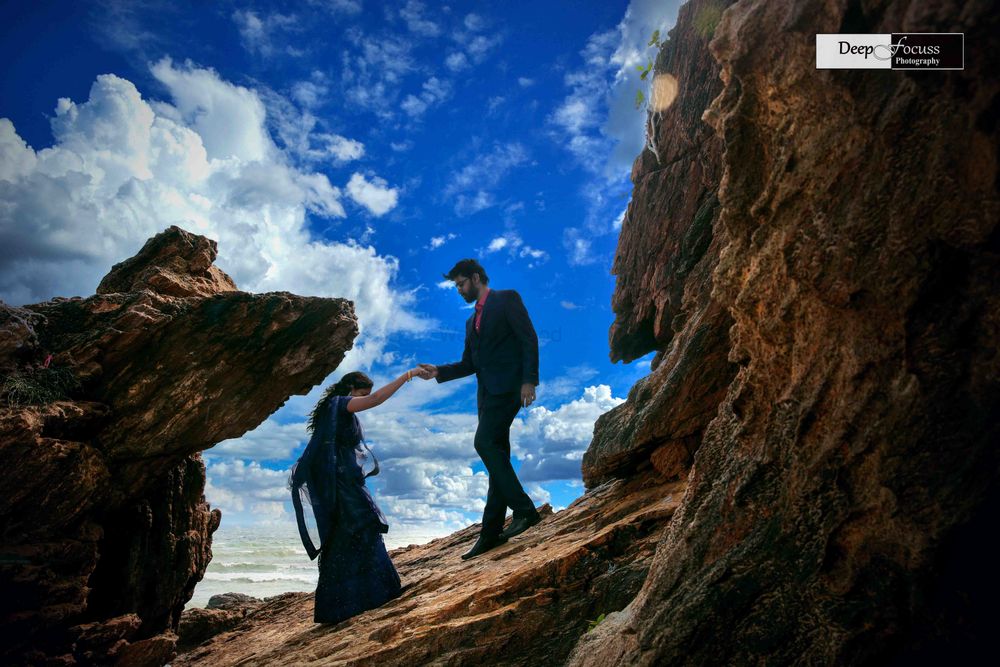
[462, 291, 476, 303]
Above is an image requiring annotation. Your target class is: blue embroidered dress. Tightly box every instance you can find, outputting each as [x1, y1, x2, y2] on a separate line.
[289, 395, 402, 624]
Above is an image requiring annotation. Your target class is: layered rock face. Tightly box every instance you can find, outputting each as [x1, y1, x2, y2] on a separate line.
[175, 477, 685, 667]
[575, 0, 999, 664]
[0, 226, 357, 665]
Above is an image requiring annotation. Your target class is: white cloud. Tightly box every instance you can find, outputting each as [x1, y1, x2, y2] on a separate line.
[346, 172, 399, 216]
[550, 0, 683, 265]
[290, 79, 327, 108]
[213, 419, 311, 461]
[612, 206, 627, 230]
[514, 385, 626, 482]
[560, 300, 580, 310]
[463, 13, 486, 32]
[151, 57, 271, 162]
[466, 34, 503, 63]
[0, 60, 430, 382]
[537, 365, 599, 400]
[401, 94, 428, 116]
[232, 10, 299, 58]
[454, 191, 494, 216]
[428, 233, 457, 249]
[444, 143, 528, 216]
[204, 459, 291, 514]
[478, 231, 549, 266]
[518, 77, 535, 87]
[486, 237, 508, 253]
[445, 52, 470, 72]
[341, 29, 416, 118]
[399, 0, 441, 37]
[401, 76, 452, 118]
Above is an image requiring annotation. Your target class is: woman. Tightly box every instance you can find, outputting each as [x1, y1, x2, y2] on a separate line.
[289, 367, 428, 624]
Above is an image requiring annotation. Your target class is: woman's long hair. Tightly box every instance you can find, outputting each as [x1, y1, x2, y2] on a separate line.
[307, 371, 373, 433]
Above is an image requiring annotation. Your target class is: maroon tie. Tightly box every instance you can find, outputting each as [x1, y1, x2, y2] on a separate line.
[475, 302, 483, 333]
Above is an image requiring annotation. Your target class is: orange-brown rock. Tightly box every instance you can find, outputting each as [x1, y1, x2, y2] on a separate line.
[0, 226, 358, 666]
[174, 477, 684, 666]
[573, 0, 1000, 664]
[585, 0, 738, 489]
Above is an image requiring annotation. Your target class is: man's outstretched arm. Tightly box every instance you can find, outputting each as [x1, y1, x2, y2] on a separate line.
[422, 321, 475, 382]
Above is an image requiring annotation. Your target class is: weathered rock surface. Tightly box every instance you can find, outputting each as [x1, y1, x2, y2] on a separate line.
[176, 593, 263, 651]
[175, 477, 684, 666]
[573, 0, 1000, 665]
[1, 226, 358, 665]
[585, 0, 738, 488]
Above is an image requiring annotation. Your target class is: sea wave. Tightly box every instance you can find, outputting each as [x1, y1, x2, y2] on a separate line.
[201, 573, 317, 584]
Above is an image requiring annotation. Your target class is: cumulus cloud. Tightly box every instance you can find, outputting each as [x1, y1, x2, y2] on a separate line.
[204, 459, 292, 515]
[151, 57, 271, 162]
[346, 172, 399, 216]
[213, 419, 311, 461]
[514, 385, 625, 482]
[0, 59, 426, 381]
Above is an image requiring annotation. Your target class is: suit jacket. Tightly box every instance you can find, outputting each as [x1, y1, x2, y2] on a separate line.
[436, 288, 539, 395]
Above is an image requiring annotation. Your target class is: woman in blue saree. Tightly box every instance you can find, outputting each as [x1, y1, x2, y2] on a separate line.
[289, 368, 429, 624]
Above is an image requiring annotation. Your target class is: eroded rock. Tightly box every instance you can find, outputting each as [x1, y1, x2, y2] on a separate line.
[0, 226, 358, 665]
[174, 478, 684, 666]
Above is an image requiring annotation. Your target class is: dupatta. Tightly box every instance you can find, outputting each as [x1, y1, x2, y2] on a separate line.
[288, 395, 383, 560]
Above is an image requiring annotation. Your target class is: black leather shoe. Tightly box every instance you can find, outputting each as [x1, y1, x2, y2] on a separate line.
[500, 512, 541, 540]
[461, 533, 507, 560]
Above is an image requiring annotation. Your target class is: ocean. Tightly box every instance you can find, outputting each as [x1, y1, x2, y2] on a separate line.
[186, 522, 440, 609]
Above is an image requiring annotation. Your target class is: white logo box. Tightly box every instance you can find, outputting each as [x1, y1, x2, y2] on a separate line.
[816, 34, 894, 69]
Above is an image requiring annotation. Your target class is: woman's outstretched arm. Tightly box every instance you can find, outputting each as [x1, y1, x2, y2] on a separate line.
[346, 367, 431, 413]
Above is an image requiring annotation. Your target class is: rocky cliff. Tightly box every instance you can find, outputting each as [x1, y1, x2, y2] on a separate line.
[0, 226, 358, 665]
[574, 0, 1000, 664]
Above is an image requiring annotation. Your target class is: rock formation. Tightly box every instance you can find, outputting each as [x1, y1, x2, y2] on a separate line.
[0, 226, 358, 665]
[175, 479, 684, 666]
[573, 0, 1000, 664]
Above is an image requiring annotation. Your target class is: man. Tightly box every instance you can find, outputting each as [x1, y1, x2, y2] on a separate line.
[420, 259, 542, 559]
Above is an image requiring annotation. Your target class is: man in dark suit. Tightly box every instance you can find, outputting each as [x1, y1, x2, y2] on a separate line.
[420, 259, 542, 559]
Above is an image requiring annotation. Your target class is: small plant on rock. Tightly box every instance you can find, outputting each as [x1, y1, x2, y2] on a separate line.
[1, 357, 80, 408]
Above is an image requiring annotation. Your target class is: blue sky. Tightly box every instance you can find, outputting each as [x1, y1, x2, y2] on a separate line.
[1, 0, 681, 545]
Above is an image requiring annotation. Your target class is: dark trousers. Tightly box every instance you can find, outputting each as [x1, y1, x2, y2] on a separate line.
[476, 387, 536, 537]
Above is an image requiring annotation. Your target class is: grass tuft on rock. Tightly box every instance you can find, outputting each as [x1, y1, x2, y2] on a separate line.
[2, 365, 80, 407]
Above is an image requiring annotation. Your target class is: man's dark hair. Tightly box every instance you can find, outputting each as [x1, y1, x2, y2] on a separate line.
[444, 259, 489, 285]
